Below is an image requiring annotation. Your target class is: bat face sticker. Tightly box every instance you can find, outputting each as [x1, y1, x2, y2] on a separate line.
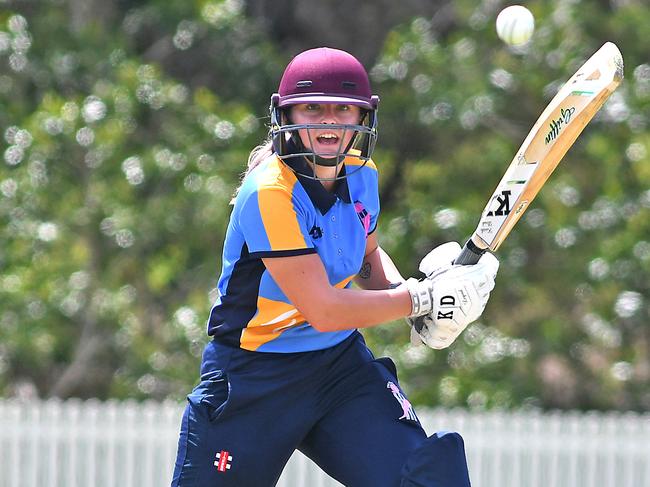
[486, 190, 512, 217]
[545, 106, 576, 145]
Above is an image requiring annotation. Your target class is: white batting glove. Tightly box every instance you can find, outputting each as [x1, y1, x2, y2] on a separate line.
[418, 241, 462, 278]
[403, 241, 462, 316]
[406, 251, 499, 349]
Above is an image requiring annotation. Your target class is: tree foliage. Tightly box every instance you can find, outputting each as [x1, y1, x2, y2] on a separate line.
[1, 0, 648, 410]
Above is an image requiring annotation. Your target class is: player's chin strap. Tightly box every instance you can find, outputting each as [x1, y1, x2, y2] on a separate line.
[270, 97, 379, 181]
[288, 128, 352, 168]
[288, 111, 369, 168]
[281, 126, 375, 182]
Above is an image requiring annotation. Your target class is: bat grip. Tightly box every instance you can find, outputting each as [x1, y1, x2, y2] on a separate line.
[454, 239, 486, 266]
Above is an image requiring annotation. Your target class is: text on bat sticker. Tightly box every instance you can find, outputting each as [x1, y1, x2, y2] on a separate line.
[545, 107, 576, 144]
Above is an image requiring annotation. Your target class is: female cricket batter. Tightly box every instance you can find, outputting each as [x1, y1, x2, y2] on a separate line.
[171, 47, 499, 487]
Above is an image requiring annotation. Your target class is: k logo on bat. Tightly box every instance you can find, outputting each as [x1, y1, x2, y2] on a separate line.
[487, 190, 512, 217]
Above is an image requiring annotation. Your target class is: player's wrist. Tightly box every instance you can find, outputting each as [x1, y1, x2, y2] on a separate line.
[405, 278, 434, 317]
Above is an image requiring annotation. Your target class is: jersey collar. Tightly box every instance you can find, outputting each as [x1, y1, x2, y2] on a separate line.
[281, 154, 352, 215]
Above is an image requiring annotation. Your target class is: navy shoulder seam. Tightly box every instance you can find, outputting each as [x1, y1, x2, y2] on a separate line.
[250, 248, 317, 258]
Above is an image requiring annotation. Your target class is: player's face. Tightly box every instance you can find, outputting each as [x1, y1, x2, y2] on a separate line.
[290, 103, 362, 158]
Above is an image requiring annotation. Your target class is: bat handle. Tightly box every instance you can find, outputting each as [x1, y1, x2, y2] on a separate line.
[454, 239, 486, 265]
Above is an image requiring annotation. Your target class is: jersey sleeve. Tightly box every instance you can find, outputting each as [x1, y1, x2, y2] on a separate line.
[237, 185, 316, 258]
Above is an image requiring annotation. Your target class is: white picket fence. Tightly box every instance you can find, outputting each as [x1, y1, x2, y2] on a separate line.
[0, 399, 649, 487]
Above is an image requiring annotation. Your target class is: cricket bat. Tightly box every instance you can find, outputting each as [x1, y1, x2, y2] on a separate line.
[454, 42, 624, 265]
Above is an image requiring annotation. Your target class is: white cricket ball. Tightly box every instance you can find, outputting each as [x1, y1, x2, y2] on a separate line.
[496, 5, 535, 46]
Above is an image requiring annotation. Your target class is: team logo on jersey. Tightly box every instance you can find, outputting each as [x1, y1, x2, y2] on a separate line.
[387, 381, 418, 422]
[354, 200, 370, 236]
[309, 224, 323, 239]
[214, 450, 232, 473]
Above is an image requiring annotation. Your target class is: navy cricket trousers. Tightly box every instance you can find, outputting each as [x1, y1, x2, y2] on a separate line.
[171, 331, 467, 486]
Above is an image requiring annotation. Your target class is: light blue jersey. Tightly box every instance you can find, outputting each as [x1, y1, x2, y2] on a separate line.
[207, 153, 379, 352]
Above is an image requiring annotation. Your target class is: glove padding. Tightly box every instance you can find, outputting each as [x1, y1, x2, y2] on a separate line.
[407, 246, 499, 349]
[418, 241, 463, 278]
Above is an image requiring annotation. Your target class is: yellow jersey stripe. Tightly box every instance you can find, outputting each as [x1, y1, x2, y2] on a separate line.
[258, 161, 309, 251]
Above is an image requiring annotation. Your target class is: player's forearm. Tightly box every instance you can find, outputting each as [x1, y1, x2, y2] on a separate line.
[354, 245, 405, 290]
[309, 285, 411, 332]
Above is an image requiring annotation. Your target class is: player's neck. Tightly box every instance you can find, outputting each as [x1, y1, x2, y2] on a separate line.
[320, 180, 336, 192]
[312, 164, 340, 192]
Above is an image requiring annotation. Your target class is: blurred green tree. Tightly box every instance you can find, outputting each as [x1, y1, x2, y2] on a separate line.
[0, 0, 281, 399]
[1, 0, 648, 411]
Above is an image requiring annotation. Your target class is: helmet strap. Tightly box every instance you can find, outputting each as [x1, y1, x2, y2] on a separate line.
[270, 100, 377, 181]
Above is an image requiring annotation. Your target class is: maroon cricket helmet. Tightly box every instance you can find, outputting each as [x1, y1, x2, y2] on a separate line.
[274, 47, 379, 110]
[269, 47, 380, 180]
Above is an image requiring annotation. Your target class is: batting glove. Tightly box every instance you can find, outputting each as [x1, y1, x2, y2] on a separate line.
[403, 241, 463, 316]
[419, 241, 463, 278]
[405, 246, 499, 349]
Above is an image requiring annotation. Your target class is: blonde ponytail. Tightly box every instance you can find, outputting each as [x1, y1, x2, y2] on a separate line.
[231, 139, 275, 202]
[245, 139, 274, 177]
